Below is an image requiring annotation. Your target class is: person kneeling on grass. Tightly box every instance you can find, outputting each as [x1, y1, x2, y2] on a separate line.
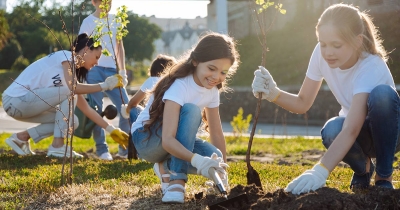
[252, 3, 399, 193]
[2, 33, 129, 158]
[131, 32, 240, 203]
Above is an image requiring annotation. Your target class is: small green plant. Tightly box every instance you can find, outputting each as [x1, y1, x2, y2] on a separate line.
[230, 107, 252, 138]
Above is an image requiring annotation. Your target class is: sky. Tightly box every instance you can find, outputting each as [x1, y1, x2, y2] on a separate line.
[6, 0, 210, 19]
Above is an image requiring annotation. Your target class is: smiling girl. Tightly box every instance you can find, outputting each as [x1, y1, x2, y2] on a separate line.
[131, 32, 240, 203]
[252, 3, 399, 194]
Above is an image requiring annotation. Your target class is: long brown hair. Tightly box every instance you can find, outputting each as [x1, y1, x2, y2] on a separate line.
[316, 3, 387, 61]
[143, 31, 240, 135]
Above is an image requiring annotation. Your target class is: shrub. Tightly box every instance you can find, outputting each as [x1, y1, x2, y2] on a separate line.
[0, 38, 22, 69]
[230, 107, 252, 138]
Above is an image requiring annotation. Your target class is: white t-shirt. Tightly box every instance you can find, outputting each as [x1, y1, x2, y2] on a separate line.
[79, 14, 119, 68]
[306, 43, 395, 117]
[140, 77, 160, 92]
[4, 51, 71, 97]
[131, 74, 220, 133]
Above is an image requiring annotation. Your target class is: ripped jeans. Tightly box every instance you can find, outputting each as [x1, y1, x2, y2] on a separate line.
[131, 103, 222, 182]
[2, 86, 78, 143]
[321, 85, 400, 179]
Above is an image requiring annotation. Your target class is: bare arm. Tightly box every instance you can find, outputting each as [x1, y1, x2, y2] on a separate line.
[161, 100, 194, 162]
[62, 61, 102, 94]
[76, 94, 109, 129]
[127, 90, 146, 110]
[205, 107, 227, 162]
[274, 77, 322, 114]
[320, 93, 369, 171]
[115, 39, 126, 70]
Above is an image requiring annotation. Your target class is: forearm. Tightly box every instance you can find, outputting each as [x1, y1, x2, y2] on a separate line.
[210, 134, 227, 162]
[74, 83, 102, 94]
[320, 130, 358, 171]
[273, 91, 312, 114]
[162, 137, 194, 162]
[116, 41, 126, 70]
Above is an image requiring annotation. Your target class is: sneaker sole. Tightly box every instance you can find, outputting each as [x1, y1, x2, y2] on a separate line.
[6, 138, 27, 155]
[47, 152, 84, 158]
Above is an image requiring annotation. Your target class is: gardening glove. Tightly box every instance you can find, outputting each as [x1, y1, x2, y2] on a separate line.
[252, 66, 281, 102]
[284, 163, 330, 195]
[191, 153, 228, 180]
[119, 69, 129, 87]
[99, 74, 123, 91]
[120, 104, 130, 119]
[105, 125, 129, 149]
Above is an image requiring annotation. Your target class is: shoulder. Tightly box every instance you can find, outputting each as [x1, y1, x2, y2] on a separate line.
[358, 53, 387, 70]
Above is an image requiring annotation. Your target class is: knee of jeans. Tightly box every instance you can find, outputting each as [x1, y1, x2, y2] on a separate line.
[321, 123, 340, 149]
[73, 115, 79, 130]
[369, 85, 395, 107]
[181, 103, 201, 121]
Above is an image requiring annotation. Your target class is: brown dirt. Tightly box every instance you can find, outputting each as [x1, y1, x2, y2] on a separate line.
[204, 184, 400, 210]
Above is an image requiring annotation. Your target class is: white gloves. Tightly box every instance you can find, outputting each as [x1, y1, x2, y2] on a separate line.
[119, 70, 129, 87]
[191, 153, 228, 180]
[99, 74, 123, 91]
[252, 66, 281, 102]
[120, 104, 130, 119]
[284, 163, 330, 195]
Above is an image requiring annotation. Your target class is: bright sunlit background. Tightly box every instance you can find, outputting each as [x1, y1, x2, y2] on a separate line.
[6, 0, 210, 19]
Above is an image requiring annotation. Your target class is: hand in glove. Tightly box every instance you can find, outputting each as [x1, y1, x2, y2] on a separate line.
[99, 74, 123, 91]
[120, 104, 130, 119]
[284, 163, 330, 195]
[191, 153, 228, 180]
[119, 70, 129, 87]
[205, 153, 229, 193]
[252, 66, 281, 102]
[105, 125, 129, 149]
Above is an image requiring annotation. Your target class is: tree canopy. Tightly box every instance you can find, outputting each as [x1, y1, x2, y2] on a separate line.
[1, 0, 161, 68]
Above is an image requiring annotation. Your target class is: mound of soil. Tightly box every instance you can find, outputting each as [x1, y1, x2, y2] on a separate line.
[205, 184, 400, 210]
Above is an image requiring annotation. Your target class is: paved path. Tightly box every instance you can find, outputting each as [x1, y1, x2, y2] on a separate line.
[0, 97, 322, 139]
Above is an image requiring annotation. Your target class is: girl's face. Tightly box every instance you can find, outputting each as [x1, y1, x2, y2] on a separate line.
[318, 24, 360, 70]
[193, 58, 232, 89]
[81, 47, 102, 70]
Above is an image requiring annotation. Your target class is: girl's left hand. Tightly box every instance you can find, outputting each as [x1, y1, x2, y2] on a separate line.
[284, 163, 329, 195]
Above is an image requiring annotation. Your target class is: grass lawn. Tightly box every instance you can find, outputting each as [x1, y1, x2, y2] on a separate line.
[0, 133, 399, 209]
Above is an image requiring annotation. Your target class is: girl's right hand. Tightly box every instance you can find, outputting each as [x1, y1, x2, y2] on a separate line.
[99, 74, 123, 91]
[191, 153, 228, 179]
[252, 66, 281, 102]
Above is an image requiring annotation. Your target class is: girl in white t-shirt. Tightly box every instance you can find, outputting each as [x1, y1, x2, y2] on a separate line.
[2, 33, 128, 158]
[131, 32, 240, 203]
[120, 54, 177, 120]
[253, 3, 399, 194]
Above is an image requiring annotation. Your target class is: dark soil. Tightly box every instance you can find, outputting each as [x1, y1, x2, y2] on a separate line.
[204, 184, 400, 210]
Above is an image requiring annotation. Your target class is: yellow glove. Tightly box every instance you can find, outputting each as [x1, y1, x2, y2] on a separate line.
[105, 125, 129, 149]
[115, 74, 124, 88]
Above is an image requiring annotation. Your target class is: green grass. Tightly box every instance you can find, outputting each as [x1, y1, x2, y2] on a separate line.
[0, 133, 399, 209]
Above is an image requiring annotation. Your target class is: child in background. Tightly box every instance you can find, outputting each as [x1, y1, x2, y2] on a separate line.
[79, 0, 130, 160]
[252, 3, 399, 194]
[120, 54, 177, 121]
[131, 32, 240, 203]
[2, 33, 128, 158]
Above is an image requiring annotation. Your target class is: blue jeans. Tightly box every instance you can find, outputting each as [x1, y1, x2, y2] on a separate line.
[131, 103, 222, 182]
[87, 66, 129, 156]
[321, 85, 400, 179]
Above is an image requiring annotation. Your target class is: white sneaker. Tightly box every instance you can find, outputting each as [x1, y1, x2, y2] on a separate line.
[47, 145, 83, 158]
[98, 152, 113, 160]
[5, 134, 35, 155]
[114, 153, 128, 159]
[153, 163, 170, 194]
[162, 184, 185, 204]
